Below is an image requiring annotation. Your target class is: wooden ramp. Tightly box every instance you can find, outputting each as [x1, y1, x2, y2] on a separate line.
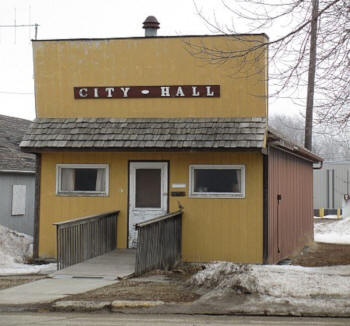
[50, 249, 135, 280]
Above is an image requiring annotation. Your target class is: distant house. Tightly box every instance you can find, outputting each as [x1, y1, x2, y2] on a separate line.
[0, 114, 36, 235]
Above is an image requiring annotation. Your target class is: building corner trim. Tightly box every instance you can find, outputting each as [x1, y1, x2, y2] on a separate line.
[33, 153, 41, 259]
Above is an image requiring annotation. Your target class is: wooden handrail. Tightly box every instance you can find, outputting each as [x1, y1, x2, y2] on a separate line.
[54, 210, 119, 227]
[135, 210, 182, 229]
[135, 210, 182, 276]
[54, 210, 119, 270]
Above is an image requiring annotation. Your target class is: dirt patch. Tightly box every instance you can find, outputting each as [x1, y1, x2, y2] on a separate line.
[0, 275, 47, 290]
[62, 279, 200, 303]
[289, 219, 350, 267]
[291, 242, 350, 267]
[61, 263, 203, 303]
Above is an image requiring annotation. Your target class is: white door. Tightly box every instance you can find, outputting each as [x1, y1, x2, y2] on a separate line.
[128, 162, 168, 248]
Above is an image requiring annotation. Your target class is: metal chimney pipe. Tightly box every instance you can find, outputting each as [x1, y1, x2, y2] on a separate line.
[143, 16, 160, 37]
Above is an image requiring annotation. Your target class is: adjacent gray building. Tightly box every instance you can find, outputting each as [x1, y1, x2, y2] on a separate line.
[313, 161, 350, 211]
[0, 114, 36, 235]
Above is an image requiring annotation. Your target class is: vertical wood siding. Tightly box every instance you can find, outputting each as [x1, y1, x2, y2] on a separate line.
[33, 36, 268, 119]
[267, 147, 314, 263]
[39, 151, 263, 263]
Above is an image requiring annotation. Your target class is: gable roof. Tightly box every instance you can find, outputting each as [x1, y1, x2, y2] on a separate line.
[20, 117, 267, 152]
[0, 115, 36, 172]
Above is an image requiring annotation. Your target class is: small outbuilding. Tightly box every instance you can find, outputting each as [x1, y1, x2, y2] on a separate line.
[21, 19, 322, 265]
[313, 161, 350, 216]
[0, 114, 36, 235]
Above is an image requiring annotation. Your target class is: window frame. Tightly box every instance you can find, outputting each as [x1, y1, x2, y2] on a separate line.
[56, 164, 109, 196]
[189, 164, 245, 198]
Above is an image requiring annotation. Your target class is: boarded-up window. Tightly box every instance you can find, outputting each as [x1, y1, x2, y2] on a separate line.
[135, 169, 161, 208]
[12, 185, 26, 215]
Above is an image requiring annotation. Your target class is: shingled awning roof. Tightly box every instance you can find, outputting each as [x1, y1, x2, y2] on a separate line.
[20, 117, 267, 152]
[0, 114, 35, 171]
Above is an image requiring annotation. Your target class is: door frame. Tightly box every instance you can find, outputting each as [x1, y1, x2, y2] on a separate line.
[127, 160, 170, 248]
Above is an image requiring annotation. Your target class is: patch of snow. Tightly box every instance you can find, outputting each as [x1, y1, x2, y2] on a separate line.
[0, 262, 57, 275]
[314, 218, 350, 244]
[189, 262, 350, 299]
[0, 224, 56, 275]
[0, 224, 32, 264]
[314, 215, 340, 219]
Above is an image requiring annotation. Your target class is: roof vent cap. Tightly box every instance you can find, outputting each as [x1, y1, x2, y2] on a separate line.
[143, 16, 160, 37]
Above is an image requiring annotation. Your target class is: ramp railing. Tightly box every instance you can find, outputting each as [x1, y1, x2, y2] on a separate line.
[54, 210, 119, 270]
[135, 210, 182, 276]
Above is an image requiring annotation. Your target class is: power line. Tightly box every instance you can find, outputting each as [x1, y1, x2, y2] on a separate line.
[0, 91, 33, 95]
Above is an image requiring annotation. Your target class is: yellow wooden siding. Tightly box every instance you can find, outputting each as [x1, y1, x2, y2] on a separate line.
[33, 35, 267, 119]
[39, 151, 263, 263]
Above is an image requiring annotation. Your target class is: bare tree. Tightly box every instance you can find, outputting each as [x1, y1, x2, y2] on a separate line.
[269, 113, 350, 161]
[187, 0, 350, 150]
[269, 113, 305, 146]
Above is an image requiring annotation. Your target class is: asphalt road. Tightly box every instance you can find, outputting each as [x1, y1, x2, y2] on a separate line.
[0, 313, 350, 326]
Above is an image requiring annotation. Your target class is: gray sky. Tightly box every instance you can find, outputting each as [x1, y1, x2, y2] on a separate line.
[0, 0, 299, 121]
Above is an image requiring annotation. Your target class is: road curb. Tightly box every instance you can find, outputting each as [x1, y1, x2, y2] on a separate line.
[52, 300, 112, 312]
[3, 297, 350, 317]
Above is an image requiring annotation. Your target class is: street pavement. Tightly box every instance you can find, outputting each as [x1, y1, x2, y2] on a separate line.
[1, 313, 350, 326]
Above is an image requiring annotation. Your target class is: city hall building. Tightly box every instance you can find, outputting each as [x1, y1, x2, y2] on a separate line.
[21, 17, 322, 265]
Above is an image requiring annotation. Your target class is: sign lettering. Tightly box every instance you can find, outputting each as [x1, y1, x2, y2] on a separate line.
[74, 85, 220, 99]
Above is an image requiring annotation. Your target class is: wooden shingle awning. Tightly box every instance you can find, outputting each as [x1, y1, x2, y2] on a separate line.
[20, 117, 267, 153]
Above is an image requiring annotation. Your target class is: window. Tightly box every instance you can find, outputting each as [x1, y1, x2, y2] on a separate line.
[189, 165, 245, 198]
[56, 164, 109, 196]
[135, 169, 161, 208]
[12, 185, 26, 215]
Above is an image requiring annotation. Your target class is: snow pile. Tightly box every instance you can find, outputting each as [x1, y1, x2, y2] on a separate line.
[314, 215, 340, 219]
[0, 225, 56, 275]
[314, 218, 350, 244]
[0, 224, 32, 264]
[189, 262, 350, 298]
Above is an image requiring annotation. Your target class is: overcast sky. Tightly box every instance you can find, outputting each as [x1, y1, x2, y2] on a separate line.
[0, 0, 299, 121]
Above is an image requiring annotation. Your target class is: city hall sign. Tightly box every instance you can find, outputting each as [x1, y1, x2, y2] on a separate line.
[74, 85, 220, 99]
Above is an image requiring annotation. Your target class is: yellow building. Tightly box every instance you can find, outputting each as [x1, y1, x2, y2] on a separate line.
[21, 17, 321, 266]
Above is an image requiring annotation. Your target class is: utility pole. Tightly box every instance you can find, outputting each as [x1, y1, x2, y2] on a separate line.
[304, 0, 319, 151]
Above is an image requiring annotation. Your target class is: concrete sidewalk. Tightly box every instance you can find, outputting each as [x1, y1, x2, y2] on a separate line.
[0, 249, 135, 306]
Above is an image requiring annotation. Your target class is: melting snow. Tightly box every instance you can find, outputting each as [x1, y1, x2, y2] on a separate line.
[314, 217, 350, 244]
[189, 262, 350, 298]
[188, 217, 350, 310]
[0, 225, 56, 275]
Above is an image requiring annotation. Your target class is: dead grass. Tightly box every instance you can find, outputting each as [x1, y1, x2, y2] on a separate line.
[291, 242, 350, 267]
[63, 279, 200, 303]
[60, 263, 203, 303]
[0, 275, 46, 290]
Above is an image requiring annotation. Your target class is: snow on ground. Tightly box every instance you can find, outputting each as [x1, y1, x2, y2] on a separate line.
[314, 217, 350, 244]
[190, 262, 350, 298]
[187, 219, 350, 315]
[0, 225, 56, 275]
[314, 214, 340, 219]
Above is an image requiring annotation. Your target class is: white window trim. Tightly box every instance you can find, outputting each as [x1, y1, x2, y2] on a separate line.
[189, 164, 245, 198]
[56, 164, 109, 196]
